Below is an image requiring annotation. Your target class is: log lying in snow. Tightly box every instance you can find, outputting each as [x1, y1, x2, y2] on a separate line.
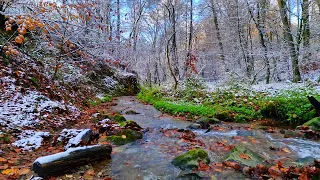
[33, 145, 112, 177]
[308, 96, 320, 116]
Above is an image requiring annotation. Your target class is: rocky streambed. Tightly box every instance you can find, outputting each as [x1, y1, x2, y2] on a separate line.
[104, 96, 320, 179]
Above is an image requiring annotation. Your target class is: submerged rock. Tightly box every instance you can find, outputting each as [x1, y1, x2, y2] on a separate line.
[187, 123, 202, 129]
[106, 129, 143, 145]
[196, 117, 220, 124]
[225, 146, 264, 167]
[303, 117, 320, 132]
[172, 149, 210, 170]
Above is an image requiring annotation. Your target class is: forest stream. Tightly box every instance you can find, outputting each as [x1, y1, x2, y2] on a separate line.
[89, 96, 320, 180]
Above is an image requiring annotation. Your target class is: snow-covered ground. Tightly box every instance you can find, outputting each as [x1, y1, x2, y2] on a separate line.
[0, 76, 79, 130]
[12, 130, 50, 151]
[206, 81, 320, 97]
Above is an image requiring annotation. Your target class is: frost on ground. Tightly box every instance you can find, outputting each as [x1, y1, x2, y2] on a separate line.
[206, 81, 320, 97]
[12, 130, 50, 151]
[0, 76, 79, 130]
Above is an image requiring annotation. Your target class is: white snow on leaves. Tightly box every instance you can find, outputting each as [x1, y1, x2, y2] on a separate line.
[12, 130, 50, 151]
[0, 76, 78, 130]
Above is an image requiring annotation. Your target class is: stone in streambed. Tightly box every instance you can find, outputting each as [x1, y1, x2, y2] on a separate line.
[187, 123, 202, 129]
[303, 117, 320, 132]
[196, 117, 220, 124]
[172, 149, 210, 170]
[106, 129, 143, 145]
[225, 145, 264, 167]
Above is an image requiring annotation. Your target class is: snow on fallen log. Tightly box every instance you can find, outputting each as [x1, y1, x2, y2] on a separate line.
[33, 145, 112, 177]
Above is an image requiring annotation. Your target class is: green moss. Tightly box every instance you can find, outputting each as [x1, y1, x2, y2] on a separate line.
[225, 146, 264, 167]
[88, 95, 112, 107]
[172, 149, 210, 170]
[113, 114, 126, 123]
[106, 129, 143, 145]
[303, 117, 320, 132]
[138, 85, 320, 125]
[214, 108, 232, 121]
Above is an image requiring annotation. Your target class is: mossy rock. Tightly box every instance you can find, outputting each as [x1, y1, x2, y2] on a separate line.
[124, 120, 142, 131]
[225, 146, 264, 167]
[196, 117, 220, 124]
[106, 129, 143, 145]
[172, 149, 210, 170]
[113, 114, 127, 123]
[214, 108, 232, 122]
[303, 117, 320, 132]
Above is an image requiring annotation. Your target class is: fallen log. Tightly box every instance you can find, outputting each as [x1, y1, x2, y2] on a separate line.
[33, 145, 112, 177]
[308, 96, 320, 116]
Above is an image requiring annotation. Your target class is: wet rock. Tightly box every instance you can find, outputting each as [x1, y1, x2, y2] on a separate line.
[124, 120, 142, 131]
[187, 123, 202, 129]
[303, 117, 320, 132]
[283, 130, 301, 138]
[225, 146, 264, 167]
[125, 110, 140, 115]
[196, 117, 220, 124]
[106, 129, 143, 145]
[172, 149, 210, 170]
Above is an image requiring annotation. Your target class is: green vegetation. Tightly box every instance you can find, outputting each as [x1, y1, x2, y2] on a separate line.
[88, 95, 112, 106]
[138, 77, 319, 125]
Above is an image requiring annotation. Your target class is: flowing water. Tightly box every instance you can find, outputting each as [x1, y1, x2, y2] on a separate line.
[102, 96, 320, 180]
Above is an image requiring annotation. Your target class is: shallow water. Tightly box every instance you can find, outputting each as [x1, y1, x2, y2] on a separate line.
[106, 96, 320, 179]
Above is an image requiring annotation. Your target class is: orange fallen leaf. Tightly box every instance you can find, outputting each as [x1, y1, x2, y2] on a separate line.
[240, 153, 251, 160]
[18, 168, 30, 175]
[1, 168, 18, 175]
[0, 157, 7, 162]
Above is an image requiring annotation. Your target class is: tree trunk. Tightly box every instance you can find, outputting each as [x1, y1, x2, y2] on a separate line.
[33, 145, 112, 177]
[185, 0, 194, 78]
[302, 0, 311, 62]
[117, 0, 121, 43]
[277, 0, 301, 82]
[210, 0, 226, 69]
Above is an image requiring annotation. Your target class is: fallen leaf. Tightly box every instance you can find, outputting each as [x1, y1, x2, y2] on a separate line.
[240, 153, 251, 160]
[1, 168, 18, 175]
[18, 168, 30, 175]
[0, 157, 7, 162]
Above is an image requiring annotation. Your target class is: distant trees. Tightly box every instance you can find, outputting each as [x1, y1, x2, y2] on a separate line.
[1, 0, 320, 85]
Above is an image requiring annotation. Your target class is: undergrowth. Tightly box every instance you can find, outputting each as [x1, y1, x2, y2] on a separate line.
[138, 78, 320, 124]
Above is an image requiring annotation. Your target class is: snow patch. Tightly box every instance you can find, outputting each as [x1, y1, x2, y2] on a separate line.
[104, 76, 118, 89]
[0, 76, 79, 130]
[12, 130, 50, 151]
